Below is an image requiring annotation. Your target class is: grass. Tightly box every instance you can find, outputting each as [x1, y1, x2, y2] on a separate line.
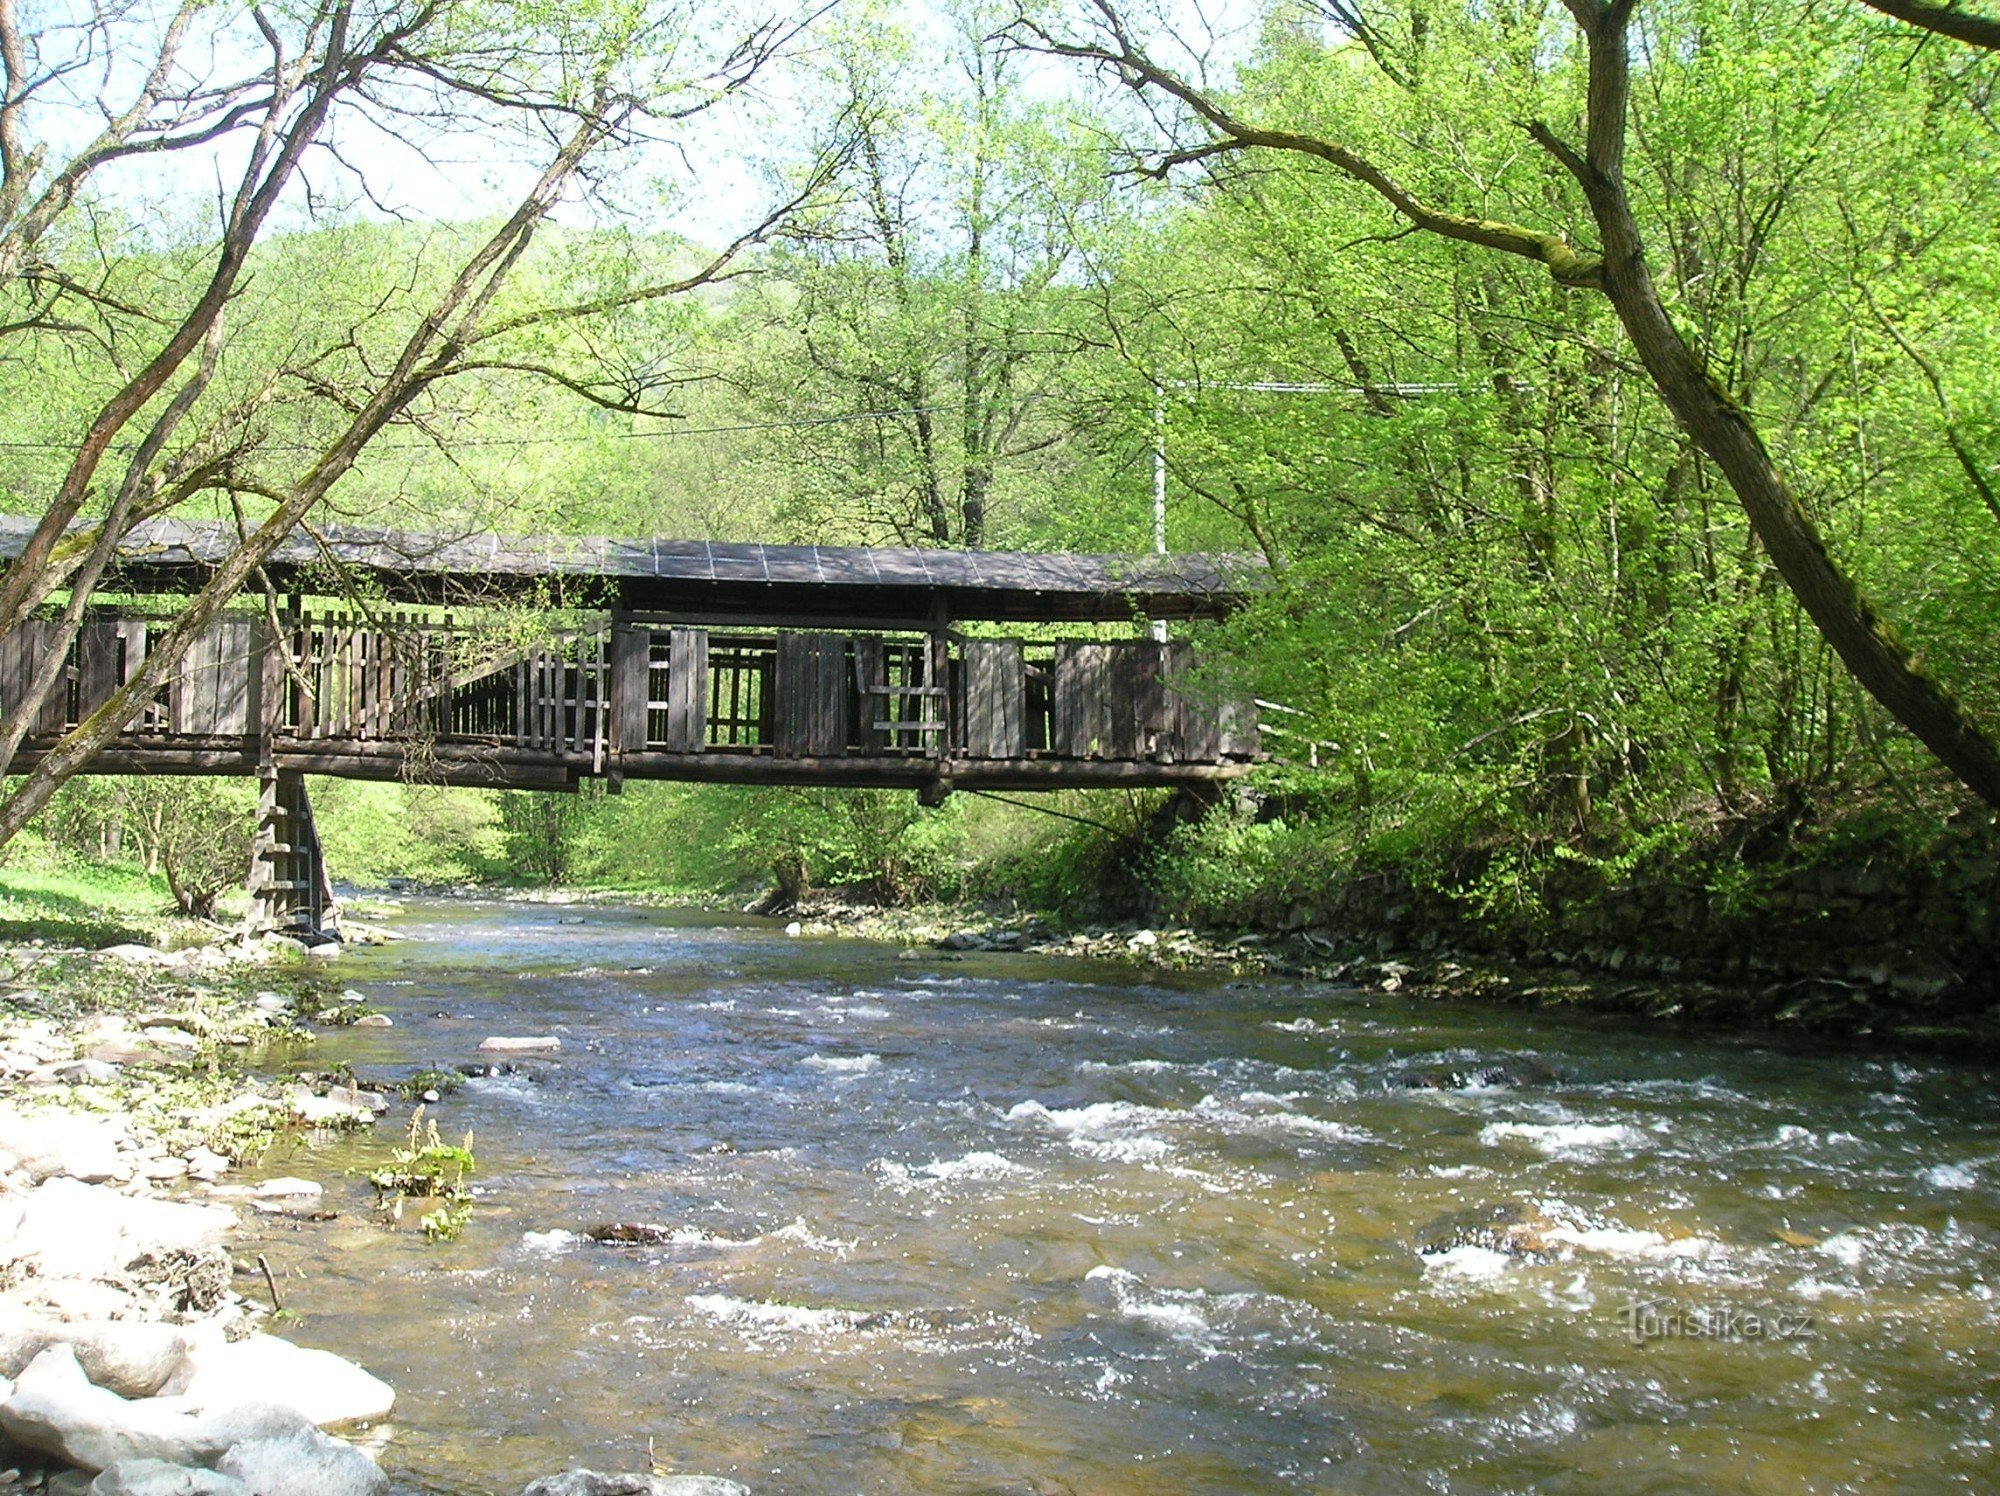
[0, 860, 178, 947]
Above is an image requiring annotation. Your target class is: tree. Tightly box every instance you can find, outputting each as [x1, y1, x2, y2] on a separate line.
[736, 0, 1107, 546]
[1013, 0, 2000, 810]
[0, 0, 827, 852]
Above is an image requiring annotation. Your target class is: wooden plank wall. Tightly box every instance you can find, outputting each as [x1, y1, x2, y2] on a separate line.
[173, 618, 256, 735]
[664, 629, 707, 752]
[962, 639, 1024, 758]
[775, 632, 849, 757]
[853, 638, 887, 753]
[611, 623, 649, 754]
[0, 607, 1252, 771]
[1052, 642, 1113, 758]
[1045, 639, 1256, 764]
[0, 621, 67, 735]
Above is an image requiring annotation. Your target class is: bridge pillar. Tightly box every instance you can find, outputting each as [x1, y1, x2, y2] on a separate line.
[246, 768, 336, 939]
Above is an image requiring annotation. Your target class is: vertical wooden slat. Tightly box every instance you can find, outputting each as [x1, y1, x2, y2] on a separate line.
[1054, 642, 1112, 758]
[611, 621, 648, 754]
[775, 632, 808, 757]
[35, 622, 68, 735]
[665, 628, 707, 753]
[852, 638, 886, 753]
[1102, 640, 1157, 762]
[76, 616, 122, 723]
[963, 639, 1025, 759]
[0, 623, 41, 730]
[211, 619, 251, 734]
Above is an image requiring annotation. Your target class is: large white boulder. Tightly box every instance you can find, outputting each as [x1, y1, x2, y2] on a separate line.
[215, 1427, 387, 1496]
[90, 1459, 251, 1496]
[0, 1114, 131, 1184]
[0, 1179, 235, 1280]
[0, 1345, 308, 1472]
[479, 1036, 561, 1054]
[0, 1311, 190, 1397]
[284, 1087, 384, 1129]
[163, 1331, 394, 1429]
[521, 1475, 750, 1496]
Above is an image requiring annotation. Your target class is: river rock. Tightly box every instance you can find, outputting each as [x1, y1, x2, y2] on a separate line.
[0, 1345, 310, 1471]
[1391, 1056, 1558, 1091]
[284, 1088, 383, 1129]
[0, 1180, 235, 1280]
[54, 1061, 123, 1087]
[1413, 1201, 1561, 1259]
[88, 1041, 167, 1068]
[350, 1015, 392, 1029]
[163, 1332, 394, 1428]
[90, 1459, 251, 1496]
[0, 1312, 191, 1397]
[214, 1428, 386, 1496]
[0, 1114, 131, 1184]
[521, 1474, 750, 1496]
[478, 1037, 561, 1054]
[96, 946, 167, 968]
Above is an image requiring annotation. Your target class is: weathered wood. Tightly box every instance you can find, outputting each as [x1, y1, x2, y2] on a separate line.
[0, 620, 62, 734]
[9, 601, 1256, 801]
[665, 629, 707, 752]
[775, 632, 848, 757]
[1217, 696, 1258, 759]
[1102, 641, 1159, 761]
[852, 638, 885, 752]
[1053, 642, 1114, 759]
[611, 622, 649, 755]
[76, 616, 125, 724]
[962, 639, 1024, 759]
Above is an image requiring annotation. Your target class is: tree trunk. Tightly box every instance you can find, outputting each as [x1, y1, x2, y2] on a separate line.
[1560, 0, 2000, 810]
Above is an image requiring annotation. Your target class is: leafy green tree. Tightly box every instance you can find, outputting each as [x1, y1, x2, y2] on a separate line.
[734, 0, 1115, 546]
[1017, 0, 2000, 811]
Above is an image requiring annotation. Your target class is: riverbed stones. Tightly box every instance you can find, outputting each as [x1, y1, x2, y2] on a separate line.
[1413, 1201, 1562, 1259]
[0, 1345, 310, 1471]
[214, 1427, 387, 1496]
[96, 947, 167, 968]
[0, 1314, 191, 1398]
[163, 1332, 394, 1428]
[0, 1180, 235, 1281]
[0, 1114, 132, 1184]
[478, 1036, 561, 1054]
[89, 1459, 251, 1496]
[1390, 1056, 1558, 1091]
[52, 1061, 122, 1088]
[521, 1473, 750, 1496]
[284, 1086, 383, 1129]
[181, 1151, 230, 1185]
[349, 1015, 392, 1029]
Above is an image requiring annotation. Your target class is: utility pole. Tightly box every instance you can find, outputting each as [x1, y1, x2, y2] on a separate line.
[1152, 388, 1169, 642]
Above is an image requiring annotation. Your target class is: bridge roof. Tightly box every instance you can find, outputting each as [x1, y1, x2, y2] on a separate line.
[1, 517, 1265, 623]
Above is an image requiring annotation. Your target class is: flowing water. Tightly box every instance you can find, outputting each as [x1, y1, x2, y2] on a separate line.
[238, 899, 2000, 1493]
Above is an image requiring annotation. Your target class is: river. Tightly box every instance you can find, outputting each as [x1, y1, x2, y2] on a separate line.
[236, 898, 2000, 1493]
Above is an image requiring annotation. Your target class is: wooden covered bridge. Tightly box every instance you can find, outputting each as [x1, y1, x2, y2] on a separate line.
[0, 519, 1264, 935]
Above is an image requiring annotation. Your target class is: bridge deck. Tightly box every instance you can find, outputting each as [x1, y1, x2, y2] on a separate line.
[1, 610, 1258, 792]
[2, 522, 1266, 933]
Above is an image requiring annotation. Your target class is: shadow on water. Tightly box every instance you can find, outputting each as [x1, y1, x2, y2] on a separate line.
[237, 898, 2000, 1494]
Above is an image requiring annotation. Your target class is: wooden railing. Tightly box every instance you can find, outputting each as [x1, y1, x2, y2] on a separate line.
[0, 608, 1258, 769]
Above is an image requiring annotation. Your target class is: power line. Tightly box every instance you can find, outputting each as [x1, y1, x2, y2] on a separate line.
[0, 398, 1058, 456]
